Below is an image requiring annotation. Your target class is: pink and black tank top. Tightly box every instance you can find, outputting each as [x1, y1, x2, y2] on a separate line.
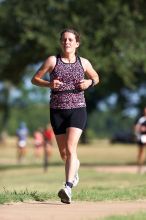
[50, 55, 86, 109]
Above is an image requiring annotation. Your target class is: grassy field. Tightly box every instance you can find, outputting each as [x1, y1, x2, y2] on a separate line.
[103, 212, 146, 220]
[1, 137, 146, 219]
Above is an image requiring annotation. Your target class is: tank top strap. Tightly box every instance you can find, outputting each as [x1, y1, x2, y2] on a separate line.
[56, 54, 61, 65]
[77, 56, 82, 65]
[77, 56, 84, 71]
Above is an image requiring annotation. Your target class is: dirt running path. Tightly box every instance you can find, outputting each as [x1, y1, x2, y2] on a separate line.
[0, 200, 146, 220]
[95, 165, 140, 173]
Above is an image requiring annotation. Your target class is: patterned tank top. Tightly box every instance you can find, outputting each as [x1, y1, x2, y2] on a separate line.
[50, 55, 86, 109]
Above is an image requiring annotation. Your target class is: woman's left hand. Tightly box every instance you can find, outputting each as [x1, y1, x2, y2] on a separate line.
[77, 79, 92, 90]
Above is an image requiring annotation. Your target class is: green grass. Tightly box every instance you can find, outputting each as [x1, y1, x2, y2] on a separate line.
[0, 188, 53, 204]
[1, 165, 146, 204]
[0, 137, 146, 205]
[103, 212, 146, 220]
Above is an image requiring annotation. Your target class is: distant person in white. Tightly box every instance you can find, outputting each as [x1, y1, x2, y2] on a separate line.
[16, 122, 29, 163]
[135, 107, 146, 173]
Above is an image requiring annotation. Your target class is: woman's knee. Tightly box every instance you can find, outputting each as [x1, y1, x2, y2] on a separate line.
[66, 148, 77, 158]
[60, 151, 67, 161]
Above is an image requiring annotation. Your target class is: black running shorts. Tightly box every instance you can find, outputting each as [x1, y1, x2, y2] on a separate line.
[50, 107, 87, 135]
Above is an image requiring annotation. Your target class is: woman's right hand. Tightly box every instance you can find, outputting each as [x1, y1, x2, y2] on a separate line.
[50, 78, 63, 89]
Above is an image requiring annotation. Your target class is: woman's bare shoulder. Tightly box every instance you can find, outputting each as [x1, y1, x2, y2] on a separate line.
[80, 57, 91, 71]
[43, 55, 57, 71]
[45, 55, 57, 65]
[80, 57, 90, 64]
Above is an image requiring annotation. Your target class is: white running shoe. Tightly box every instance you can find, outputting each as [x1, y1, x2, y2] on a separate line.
[58, 185, 72, 204]
[72, 159, 80, 187]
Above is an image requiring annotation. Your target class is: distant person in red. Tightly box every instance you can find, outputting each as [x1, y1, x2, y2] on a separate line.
[43, 124, 54, 171]
[33, 128, 44, 157]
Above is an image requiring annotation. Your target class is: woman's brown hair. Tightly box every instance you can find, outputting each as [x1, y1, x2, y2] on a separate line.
[60, 28, 81, 43]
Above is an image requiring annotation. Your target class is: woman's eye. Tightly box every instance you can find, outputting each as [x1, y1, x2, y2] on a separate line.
[62, 38, 73, 42]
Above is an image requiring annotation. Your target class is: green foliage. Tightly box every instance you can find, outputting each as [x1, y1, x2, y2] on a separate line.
[0, 0, 146, 132]
[1, 0, 146, 88]
[8, 104, 50, 135]
[88, 109, 135, 138]
[0, 0, 70, 84]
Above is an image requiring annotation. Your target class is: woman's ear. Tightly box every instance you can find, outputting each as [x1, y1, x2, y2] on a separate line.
[76, 42, 80, 48]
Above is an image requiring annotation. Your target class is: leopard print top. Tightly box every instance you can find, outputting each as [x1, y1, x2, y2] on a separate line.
[50, 55, 86, 109]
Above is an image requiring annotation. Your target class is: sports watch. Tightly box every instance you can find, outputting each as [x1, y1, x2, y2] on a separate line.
[89, 79, 96, 87]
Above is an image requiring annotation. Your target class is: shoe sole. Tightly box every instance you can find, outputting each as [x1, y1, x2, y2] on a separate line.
[58, 189, 71, 204]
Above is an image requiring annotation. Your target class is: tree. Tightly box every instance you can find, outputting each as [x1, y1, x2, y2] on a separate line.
[68, 0, 146, 112]
[0, 0, 146, 134]
[0, 0, 70, 131]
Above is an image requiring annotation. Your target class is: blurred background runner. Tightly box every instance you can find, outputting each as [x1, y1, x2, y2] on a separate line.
[16, 122, 29, 163]
[43, 124, 54, 171]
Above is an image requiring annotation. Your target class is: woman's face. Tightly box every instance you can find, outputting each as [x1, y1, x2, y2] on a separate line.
[60, 32, 79, 54]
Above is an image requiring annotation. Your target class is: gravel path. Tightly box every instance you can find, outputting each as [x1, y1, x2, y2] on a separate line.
[0, 200, 146, 220]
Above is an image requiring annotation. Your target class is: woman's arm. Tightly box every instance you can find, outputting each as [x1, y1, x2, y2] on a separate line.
[31, 56, 63, 89]
[78, 57, 99, 90]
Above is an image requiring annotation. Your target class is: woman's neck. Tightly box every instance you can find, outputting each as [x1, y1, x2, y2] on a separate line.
[61, 53, 76, 63]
